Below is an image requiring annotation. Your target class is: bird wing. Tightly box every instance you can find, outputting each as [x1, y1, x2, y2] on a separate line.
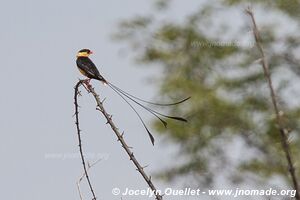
[76, 57, 103, 80]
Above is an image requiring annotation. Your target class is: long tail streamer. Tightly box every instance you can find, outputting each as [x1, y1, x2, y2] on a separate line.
[103, 81, 190, 145]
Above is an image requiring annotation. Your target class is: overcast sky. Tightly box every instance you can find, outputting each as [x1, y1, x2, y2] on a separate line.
[0, 0, 208, 199]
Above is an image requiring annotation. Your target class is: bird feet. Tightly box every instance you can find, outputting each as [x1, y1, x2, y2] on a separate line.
[83, 79, 92, 91]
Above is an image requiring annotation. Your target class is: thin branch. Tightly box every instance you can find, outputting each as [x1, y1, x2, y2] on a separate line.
[77, 159, 102, 200]
[74, 80, 97, 200]
[246, 7, 299, 199]
[77, 80, 163, 200]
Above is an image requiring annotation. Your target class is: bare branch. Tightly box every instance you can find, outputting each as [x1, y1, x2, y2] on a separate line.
[246, 7, 299, 199]
[77, 159, 102, 200]
[77, 80, 163, 200]
[74, 80, 97, 200]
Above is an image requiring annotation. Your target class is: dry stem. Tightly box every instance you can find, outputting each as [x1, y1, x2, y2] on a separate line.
[77, 80, 163, 200]
[74, 80, 97, 200]
[246, 7, 299, 199]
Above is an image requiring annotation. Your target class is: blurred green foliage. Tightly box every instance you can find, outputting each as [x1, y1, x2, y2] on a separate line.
[114, 0, 300, 189]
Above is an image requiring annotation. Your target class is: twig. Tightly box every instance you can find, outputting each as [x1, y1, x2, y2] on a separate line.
[77, 80, 163, 200]
[74, 80, 97, 200]
[246, 7, 299, 199]
[77, 159, 102, 200]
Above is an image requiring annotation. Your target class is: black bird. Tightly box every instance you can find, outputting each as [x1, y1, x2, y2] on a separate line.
[76, 49, 107, 83]
[76, 48, 190, 145]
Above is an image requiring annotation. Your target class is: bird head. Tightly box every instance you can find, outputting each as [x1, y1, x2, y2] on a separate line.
[77, 49, 93, 57]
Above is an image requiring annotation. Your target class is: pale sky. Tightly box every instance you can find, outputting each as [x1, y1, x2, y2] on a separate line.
[0, 0, 205, 199]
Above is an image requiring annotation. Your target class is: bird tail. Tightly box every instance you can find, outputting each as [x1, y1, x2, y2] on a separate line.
[98, 79, 190, 145]
[97, 76, 108, 85]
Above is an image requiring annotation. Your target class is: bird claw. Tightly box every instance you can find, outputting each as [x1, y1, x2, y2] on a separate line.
[82, 79, 92, 91]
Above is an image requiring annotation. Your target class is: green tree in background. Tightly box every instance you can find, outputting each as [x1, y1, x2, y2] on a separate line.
[114, 0, 300, 193]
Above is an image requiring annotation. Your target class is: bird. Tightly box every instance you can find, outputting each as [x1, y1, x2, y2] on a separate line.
[76, 48, 190, 145]
[76, 49, 107, 85]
